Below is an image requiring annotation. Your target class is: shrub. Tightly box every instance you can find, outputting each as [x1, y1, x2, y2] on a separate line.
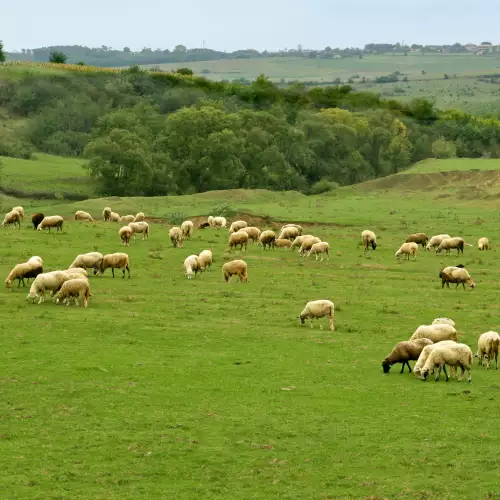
[49, 51, 68, 64]
[432, 137, 457, 158]
[307, 179, 339, 195]
[209, 203, 236, 219]
[165, 211, 186, 225]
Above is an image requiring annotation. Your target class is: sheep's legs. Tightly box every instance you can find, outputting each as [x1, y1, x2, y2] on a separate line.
[329, 316, 334, 331]
[112, 268, 115, 278]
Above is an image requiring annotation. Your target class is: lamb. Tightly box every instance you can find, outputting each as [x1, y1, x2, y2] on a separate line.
[240, 226, 261, 243]
[55, 279, 91, 307]
[184, 255, 201, 279]
[405, 233, 429, 249]
[439, 266, 475, 289]
[259, 230, 276, 250]
[110, 212, 120, 222]
[222, 260, 248, 283]
[307, 242, 330, 261]
[278, 226, 300, 241]
[413, 340, 458, 378]
[420, 343, 473, 383]
[103, 207, 111, 221]
[425, 234, 451, 251]
[477, 331, 500, 369]
[478, 237, 489, 251]
[436, 237, 464, 255]
[299, 236, 321, 256]
[94, 253, 130, 279]
[275, 238, 292, 248]
[280, 224, 303, 236]
[31, 213, 44, 230]
[120, 215, 136, 224]
[432, 318, 456, 327]
[128, 221, 149, 241]
[37, 215, 64, 233]
[119, 225, 133, 247]
[134, 212, 145, 222]
[12, 206, 24, 220]
[26, 271, 72, 304]
[410, 324, 458, 343]
[298, 299, 335, 331]
[69, 252, 104, 270]
[229, 220, 248, 233]
[198, 249, 213, 271]
[228, 231, 249, 251]
[361, 230, 377, 251]
[382, 338, 434, 374]
[395, 242, 418, 261]
[74, 210, 94, 222]
[169, 227, 183, 248]
[180, 220, 194, 239]
[2, 210, 21, 229]
[5, 261, 43, 288]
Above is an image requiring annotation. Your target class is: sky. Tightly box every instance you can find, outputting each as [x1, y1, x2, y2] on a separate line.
[3, 0, 498, 52]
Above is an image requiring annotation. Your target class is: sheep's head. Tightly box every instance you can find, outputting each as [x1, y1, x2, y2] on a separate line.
[421, 369, 429, 381]
[382, 360, 392, 373]
[371, 241, 377, 250]
[298, 315, 305, 325]
[5, 279, 12, 288]
[467, 279, 476, 289]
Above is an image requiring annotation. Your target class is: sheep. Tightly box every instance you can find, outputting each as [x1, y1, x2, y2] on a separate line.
[432, 318, 456, 327]
[405, 233, 428, 249]
[426, 234, 451, 251]
[119, 225, 133, 247]
[229, 220, 248, 233]
[361, 230, 377, 251]
[240, 226, 261, 243]
[27, 256, 43, 267]
[382, 338, 434, 374]
[198, 222, 210, 229]
[74, 210, 94, 222]
[184, 255, 201, 279]
[37, 215, 64, 233]
[213, 216, 227, 228]
[134, 212, 145, 222]
[307, 242, 330, 261]
[207, 216, 214, 227]
[180, 220, 194, 239]
[12, 206, 24, 220]
[169, 227, 183, 248]
[278, 226, 300, 241]
[298, 300, 335, 331]
[290, 235, 314, 250]
[94, 253, 130, 279]
[31, 213, 44, 230]
[478, 237, 489, 251]
[69, 252, 104, 270]
[410, 324, 458, 343]
[413, 340, 458, 378]
[228, 231, 249, 251]
[439, 266, 475, 289]
[128, 221, 149, 241]
[476, 331, 500, 369]
[2, 210, 21, 229]
[103, 207, 111, 222]
[222, 260, 248, 283]
[275, 238, 292, 248]
[120, 215, 135, 224]
[5, 261, 43, 288]
[420, 343, 473, 383]
[280, 224, 303, 236]
[63, 267, 88, 277]
[299, 236, 321, 256]
[26, 271, 72, 304]
[259, 230, 276, 250]
[436, 237, 464, 255]
[395, 242, 418, 261]
[55, 279, 91, 307]
[110, 212, 120, 222]
[50, 271, 89, 297]
[198, 250, 213, 271]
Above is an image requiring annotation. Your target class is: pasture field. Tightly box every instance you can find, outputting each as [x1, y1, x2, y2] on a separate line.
[2, 173, 500, 498]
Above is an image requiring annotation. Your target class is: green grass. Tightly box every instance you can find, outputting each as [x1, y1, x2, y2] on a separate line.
[3, 170, 500, 498]
[400, 158, 500, 174]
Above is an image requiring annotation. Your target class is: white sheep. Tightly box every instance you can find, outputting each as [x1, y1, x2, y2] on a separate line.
[198, 250, 213, 271]
[298, 300, 335, 331]
[280, 224, 303, 236]
[134, 212, 145, 222]
[37, 215, 64, 233]
[120, 215, 135, 224]
[5, 260, 43, 288]
[307, 242, 330, 261]
[184, 255, 201, 279]
[2, 210, 21, 229]
[169, 227, 183, 248]
[413, 340, 458, 378]
[27, 256, 43, 267]
[222, 260, 248, 283]
[259, 230, 276, 250]
[395, 242, 418, 261]
[119, 225, 133, 246]
[290, 235, 313, 250]
[420, 343, 473, 383]
[103, 207, 112, 221]
[128, 221, 149, 241]
[477, 331, 500, 369]
[110, 212, 120, 222]
[299, 236, 321, 256]
[181, 220, 194, 239]
[63, 267, 88, 277]
[425, 234, 451, 251]
[11, 206, 24, 220]
[229, 220, 248, 233]
[410, 324, 458, 343]
[209, 216, 227, 228]
[94, 253, 130, 279]
[432, 318, 456, 327]
[69, 252, 104, 270]
[228, 231, 249, 251]
[439, 266, 476, 289]
[278, 226, 300, 241]
[26, 271, 72, 304]
[478, 237, 489, 251]
[436, 237, 464, 255]
[55, 279, 91, 307]
[240, 227, 261, 243]
[361, 230, 377, 251]
[74, 210, 94, 222]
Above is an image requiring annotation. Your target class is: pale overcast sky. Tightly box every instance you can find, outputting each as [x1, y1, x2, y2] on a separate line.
[3, 0, 497, 52]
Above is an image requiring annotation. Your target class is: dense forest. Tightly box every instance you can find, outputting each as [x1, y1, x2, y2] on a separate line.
[1, 65, 500, 197]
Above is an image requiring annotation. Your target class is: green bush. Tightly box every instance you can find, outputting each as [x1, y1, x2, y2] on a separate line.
[432, 137, 457, 158]
[307, 179, 340, 195]
[165, 211, 186, 225]
[209, 203, 236, 219]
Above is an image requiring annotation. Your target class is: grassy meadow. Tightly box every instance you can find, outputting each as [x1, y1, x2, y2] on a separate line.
[2, 160, 500, 498]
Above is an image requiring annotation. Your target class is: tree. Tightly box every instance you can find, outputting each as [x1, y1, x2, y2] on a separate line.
[123, 46, 131, 53]
[481, 41, 492, 46]
[0, 40, 5, 63]
[174, 45, 187, 53]
[49, 51, 67, 64]
[176, 67, 193, 76]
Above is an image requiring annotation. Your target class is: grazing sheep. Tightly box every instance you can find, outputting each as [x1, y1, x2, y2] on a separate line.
[405, 233, 429, 248]
[209, 216, 227, 228]
[395, 242, 418, 261]
[110, 212, 120, 222]
[413, 340, 458, 378]
[207, 216, 214, 226]
[12, 206, 24, 220]
[240, 226, 261, 243]
[94, 253, 130, 279]
[259, 230, 276, 250]
[382, 338, 434, 374]
[5, 261, 43, 288]
[169, 227, 183, 248]
[134, 212, 145, 222]
[432, 317, 456, 327]
[37, 215, 64, 233]
[299, 236, 321, 256]
[361, 230, 377, 251]
[298, 299, 335, 331]
[280, 224, 303, 236]
[69, 252, 104, 270]
[426, 234, 451, 251]
[50, 272, 89, 297]
[420, 343, 473, 383]
[229, 220, 248, 233]
[436, 237, 464, 255]
[103, 207, 111, 222]
[26, 271, 72, 304]
[222, 260, 248, 283]
[129, 221, 149, 241]
[198, 250, 213, 271]
[184, 255, 201, 279]
[410, 324, 458, 343]
[229, 231, 249, 251]
[74, 210, 94, 222]
[290, 235, 313, 250]
[119, 225, 133, 247]
[478, 237, 489, 251]
[64, 267, 88, 277]
[477, 331, 500, 369]
[181, 220, 194, 239]
[275, 238, 292, 248]
[307, 242, 330, 261]
[56, 279, 91, 307]
[439, 266, 475, 289]
[278, 226, 300, 241]
[2, 210, 21, 229]
[120, 215, 135, 224]
[31, 213, 44, 230]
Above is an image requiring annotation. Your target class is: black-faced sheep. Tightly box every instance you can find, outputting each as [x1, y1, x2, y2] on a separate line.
[382, 338, 434, 374]
[31, 213, 44, 230]
[5, 261, 43, 288]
